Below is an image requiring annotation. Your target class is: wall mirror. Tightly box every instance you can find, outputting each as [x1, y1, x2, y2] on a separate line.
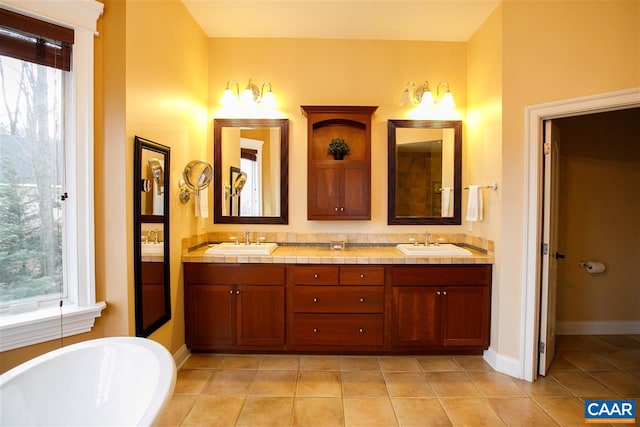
[388, 120, 462, 225]
[134, 135, 171, 337]
[214, 118, 289, 224]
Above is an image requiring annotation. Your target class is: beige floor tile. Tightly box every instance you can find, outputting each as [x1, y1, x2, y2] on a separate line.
[378, 356, 422, 372]
[299, 355, 340, 371]
[551, 371, 618, 397]
[249, 369, 298, 396]
[426, 371, 481, 397]
[259, 355, 300, 370]
[516, 375, 571, 397]
[439, 397, 505, 426]
[174, 369, 214, 394]
[155, 394, 197, 426]
[589, 370, 640, 397]
[562, 351, 618, 371]
[343, 397, 399, 427]
[488, 397, 559, 427]
[601, 349, 640, 370]
[546, 353, 580, 374]
[467, 371, 528, 397]
[599, 335, 640, 350]
[533, 396, 587, 426]
[392, 397, 452, 426]
[297, 370, 342, 397]
[236, 396, 294, 427]
[340, 356, 381, 371]
[182, 354, 225, 370]
[383, 371, 435, 397]
[418, 356, 461, 372]
[292, 397, 344, 427]
[202, 369, 256, 396]
[218, 354, 262, 370]
[342, 370, 389, 397]
[454, 356, 493, 371]
[181, 395, 245, 427]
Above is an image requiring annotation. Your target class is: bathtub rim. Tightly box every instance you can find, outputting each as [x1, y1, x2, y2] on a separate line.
[0, 336, 177, 426]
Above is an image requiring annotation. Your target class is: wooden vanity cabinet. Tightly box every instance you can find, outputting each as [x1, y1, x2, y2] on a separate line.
[391, 265, 491, 350]
[289, 265, 385, 350]
[301, 106, 377, 220]
[184, 264, 286, 351]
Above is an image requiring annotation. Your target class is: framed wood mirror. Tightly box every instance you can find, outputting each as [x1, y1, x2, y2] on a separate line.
[134, 135, 171, 337]
[388, 120, 462, 225]
[213, 118, 289, 224]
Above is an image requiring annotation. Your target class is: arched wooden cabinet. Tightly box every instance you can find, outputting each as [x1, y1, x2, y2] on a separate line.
[301, 106, 377, 220]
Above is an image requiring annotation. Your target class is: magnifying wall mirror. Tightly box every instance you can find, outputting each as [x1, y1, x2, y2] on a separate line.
[134, 135, 171, 337]
[388, 120, 462, 225]
[214, 118, 289, 224]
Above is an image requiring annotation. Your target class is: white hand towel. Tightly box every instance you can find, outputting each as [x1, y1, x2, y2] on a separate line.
[441, 187, 453, 217]
[195, 189, 209, 218]
[466, 185, 483, 221]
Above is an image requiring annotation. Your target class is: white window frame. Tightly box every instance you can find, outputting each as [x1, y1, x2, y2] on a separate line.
[0, 0, 105, 352]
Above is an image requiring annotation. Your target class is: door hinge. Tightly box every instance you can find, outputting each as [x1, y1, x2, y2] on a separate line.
[539, 342, 546, 354]
[542, 243, 548, 255]
[543, 142, 551, 155]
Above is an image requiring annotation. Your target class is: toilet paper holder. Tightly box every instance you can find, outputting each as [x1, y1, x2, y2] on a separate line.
[578, 261, 606, 274]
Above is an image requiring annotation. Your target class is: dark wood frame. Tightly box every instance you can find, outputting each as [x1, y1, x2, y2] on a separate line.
[213, 118, 289, 224]
[133, 136, 171, 337]
[387, 120, 462, 225]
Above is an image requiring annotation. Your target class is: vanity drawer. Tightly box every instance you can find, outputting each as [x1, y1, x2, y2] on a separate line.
[392, 265, 491, 286]
[185, 263, 285, 285]
[293, 286, 384, 313]
[292, 314, 383, 346]
[292, 266, 339, 285]
[339, 266, 384, 285]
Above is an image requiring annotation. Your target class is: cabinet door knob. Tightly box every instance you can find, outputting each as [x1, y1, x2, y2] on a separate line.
[340, 207, 344, 212]
[436, 291, 441, 295]
[334, 207, 338, 211]
[229, 290, 234, 294]
[359, 298, 365, 303]
[443, 291, 447, 296]
[360, 274, 365, 279]
[235, 290, 240, 295]
[313, 328, 319, 333]
[313, 297, 318, 303]
[314, 274, 319, 278]
[359, 328, 364, 333]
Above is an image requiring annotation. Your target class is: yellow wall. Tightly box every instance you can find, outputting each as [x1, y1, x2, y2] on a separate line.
[498, 0, 640, 359]
[208, 38, 468, 233]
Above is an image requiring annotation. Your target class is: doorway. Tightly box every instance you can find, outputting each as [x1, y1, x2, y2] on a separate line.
[522, 88, 640, 382]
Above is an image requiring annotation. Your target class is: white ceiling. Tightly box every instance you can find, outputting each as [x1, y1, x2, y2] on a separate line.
[181, 0, 501, 42]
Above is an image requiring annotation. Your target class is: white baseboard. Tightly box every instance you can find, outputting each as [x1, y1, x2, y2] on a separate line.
[173, 344, 190, 369]
[556, 321, 640, 335]
[483, 347, 523, 380]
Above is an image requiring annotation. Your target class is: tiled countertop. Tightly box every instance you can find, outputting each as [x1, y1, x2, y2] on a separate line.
[182, 244, 494, 265]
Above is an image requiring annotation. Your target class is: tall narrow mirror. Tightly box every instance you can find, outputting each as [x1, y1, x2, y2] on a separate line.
[134, 136, 171, 337]
[388, 120, 462, 225]
[214, 118, 289, 224]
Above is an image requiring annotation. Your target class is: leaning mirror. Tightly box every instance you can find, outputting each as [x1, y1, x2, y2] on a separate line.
[214, 118, 289, 224]
[388, 120, 462, 225]
[134, 135, 171, 337]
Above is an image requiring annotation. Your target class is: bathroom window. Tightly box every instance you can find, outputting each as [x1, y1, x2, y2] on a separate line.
[0, 2, 105, 351]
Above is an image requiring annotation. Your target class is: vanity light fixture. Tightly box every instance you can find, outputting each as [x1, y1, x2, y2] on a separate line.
[221, 79, 276, 108]
[401, 80, 455, 109]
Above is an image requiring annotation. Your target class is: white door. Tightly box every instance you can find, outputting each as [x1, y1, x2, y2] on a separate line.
[539, 120, 561, 376]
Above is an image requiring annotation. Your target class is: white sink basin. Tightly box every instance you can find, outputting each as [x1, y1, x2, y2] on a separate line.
[205, 242, 278, 256]
[141, 243, 164, 255]
[396, 243, 472, 256]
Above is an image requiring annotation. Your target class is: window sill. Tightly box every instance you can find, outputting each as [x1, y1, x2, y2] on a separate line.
[0, 301, 106, 352]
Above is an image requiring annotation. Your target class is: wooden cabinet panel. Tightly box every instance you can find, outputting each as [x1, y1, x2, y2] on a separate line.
[392, 286, 440, 346]
[292, 266, 339, 284]
[293, 314, 383, 346]
[392, 265, 490, 286]
[342, 162, 369, 218]
[441, 286, 490, 347]
[340, 266, 384, 285]
[294, 286, 384, 313]
[308, 162, 340, 217]
[185, 263, 285, 285]
[186, 284, 234, 348]
[236, 285, 285, 346]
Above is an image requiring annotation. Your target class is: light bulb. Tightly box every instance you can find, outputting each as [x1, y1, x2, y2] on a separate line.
[261, 90, 276, 108]
[440, 91, 456, 109]
[419, 90, 435, 107]
[221, 89, 237, 106]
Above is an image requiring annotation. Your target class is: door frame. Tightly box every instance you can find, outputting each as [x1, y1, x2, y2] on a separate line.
[521, 88, 640, 382]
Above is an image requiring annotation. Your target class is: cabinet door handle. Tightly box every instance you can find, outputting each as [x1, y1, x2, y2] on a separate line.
[334, 207, 338, 212]
[313, 297, 318, 303]
[235, 290, 240, 295]
[443, 291, 447, 296]
[358, 328, 364, 333]
[359, 297, 365, 303]
[436, 291, 441, 295]
[340, 207, 344, 212]
[313, 328, 319, 333]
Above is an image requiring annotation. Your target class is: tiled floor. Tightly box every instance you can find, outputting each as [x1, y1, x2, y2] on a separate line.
[158, 335, 640, 426]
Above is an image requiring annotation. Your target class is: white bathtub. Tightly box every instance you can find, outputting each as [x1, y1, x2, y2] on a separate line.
[0, 337, 176, 426]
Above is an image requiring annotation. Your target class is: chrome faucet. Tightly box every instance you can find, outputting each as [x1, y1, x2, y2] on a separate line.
[244, 230, 251, 245]
[425, 231, 431, 246]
